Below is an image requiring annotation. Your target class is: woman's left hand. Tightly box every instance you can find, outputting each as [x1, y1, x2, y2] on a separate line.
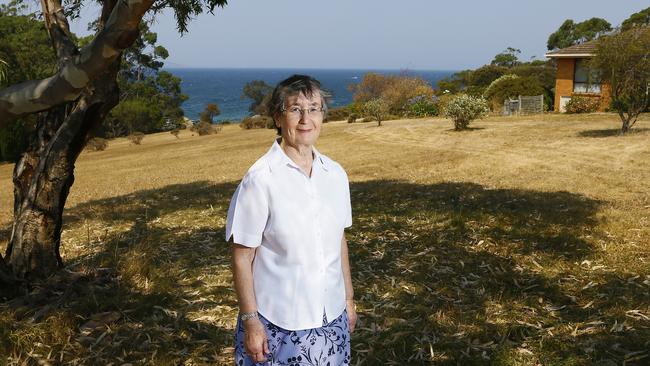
[346, 299, 357, 333]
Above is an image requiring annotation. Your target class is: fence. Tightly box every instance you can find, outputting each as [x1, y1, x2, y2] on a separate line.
[502, 95, 544, 116]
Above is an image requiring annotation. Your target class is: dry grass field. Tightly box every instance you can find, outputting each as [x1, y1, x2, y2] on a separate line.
[0, 113, 649, 365]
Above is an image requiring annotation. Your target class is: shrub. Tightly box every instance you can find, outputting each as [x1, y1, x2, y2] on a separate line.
[190, 120, 220, 136]
[565, 96, 601, 113]
[406, 95, 439, 117]
[444, 94, 489, 131]
[128, 132, 145, 145]
[86, 137, 108, 151]
[347, 113, 358, 123]
[240, 115, 274, 130]
[324, 106, 350, 122]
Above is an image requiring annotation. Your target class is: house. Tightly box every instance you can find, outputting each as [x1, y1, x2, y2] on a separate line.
[545, 40, 611, 112]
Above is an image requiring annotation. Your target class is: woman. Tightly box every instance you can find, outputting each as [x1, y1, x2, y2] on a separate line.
[225, 74, 357, 365]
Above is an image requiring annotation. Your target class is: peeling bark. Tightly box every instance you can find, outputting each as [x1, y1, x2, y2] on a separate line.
[5, 63, 120, 280]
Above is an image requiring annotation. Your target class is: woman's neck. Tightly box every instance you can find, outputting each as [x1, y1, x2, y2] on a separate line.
[280, 138, 314, 175]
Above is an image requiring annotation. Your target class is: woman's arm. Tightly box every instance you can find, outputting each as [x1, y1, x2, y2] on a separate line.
[341, 234, 357, 333]
[231, 243, 269, 362]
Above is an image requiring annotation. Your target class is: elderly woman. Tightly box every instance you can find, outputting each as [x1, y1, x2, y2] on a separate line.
[225, 74, 356, 365]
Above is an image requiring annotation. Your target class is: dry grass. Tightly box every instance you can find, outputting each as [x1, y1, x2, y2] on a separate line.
[0, 113, 649, 365]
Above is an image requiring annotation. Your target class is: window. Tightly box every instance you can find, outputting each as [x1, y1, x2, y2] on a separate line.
[574, 59, 601, 94]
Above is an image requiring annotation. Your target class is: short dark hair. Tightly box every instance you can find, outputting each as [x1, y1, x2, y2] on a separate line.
[267, 74, 330, 135]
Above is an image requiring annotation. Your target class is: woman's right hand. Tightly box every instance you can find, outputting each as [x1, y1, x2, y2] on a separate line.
[244, 317, 270, 363]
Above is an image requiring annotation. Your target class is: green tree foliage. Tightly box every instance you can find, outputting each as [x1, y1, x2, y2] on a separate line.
[491, 47, 521, 68]
[200, 103, 221, 123]
[0, 119, 34, 162]
[592, 27, 650, 133]
[547, 18, 612, 50]
[444, 94, 489, 131]
[483, 75, 545, 110]
[621, 7, 650, 31]
[0, 3, 55, 162]
[242, 80, 273, 115]
[0, 2, 56, 87]
[101, 24, 187, 138]
[106, 99, 163, 136]
[509, 62, 556, 110]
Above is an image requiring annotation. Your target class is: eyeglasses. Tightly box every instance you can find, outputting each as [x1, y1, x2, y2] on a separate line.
[281, 105, 324, 121]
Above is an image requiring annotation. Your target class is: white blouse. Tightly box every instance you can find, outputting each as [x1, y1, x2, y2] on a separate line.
[225, 138, 352, 330]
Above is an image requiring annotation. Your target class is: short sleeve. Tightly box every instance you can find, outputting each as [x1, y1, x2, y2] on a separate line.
[342, 170, 352, 228]
[225, 172, 269, 247]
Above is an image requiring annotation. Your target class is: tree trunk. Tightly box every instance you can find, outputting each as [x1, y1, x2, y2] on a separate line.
[619, 110, 631, 134]
[4, 64, 120, 280]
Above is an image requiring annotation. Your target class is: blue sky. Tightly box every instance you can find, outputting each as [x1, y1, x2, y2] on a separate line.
[60, 0, 649, 70]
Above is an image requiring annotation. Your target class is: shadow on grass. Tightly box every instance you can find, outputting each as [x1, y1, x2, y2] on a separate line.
[577, 127, 650, 138]
[0, 179, 647, 365]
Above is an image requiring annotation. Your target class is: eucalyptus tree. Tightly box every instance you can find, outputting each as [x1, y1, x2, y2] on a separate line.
[0, 0, 228, 288]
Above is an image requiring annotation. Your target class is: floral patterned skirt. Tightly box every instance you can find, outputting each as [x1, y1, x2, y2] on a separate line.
[234, 309, 351, 365]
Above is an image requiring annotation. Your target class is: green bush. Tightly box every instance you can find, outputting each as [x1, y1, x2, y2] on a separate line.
[483, 74, 545, 111]
[565, 96, 600, 114]
[406, 95, 439, 117]
[240, 115, 274, 130]
[444, 94, 489, 130]
[86, 138, 108, 151]
[128, 132, 145, 145]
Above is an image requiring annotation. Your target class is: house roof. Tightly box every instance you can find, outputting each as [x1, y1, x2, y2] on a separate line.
[545, 40, 598, 58]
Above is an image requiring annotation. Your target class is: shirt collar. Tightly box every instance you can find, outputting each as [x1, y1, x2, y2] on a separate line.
[268, 137, 329, 172]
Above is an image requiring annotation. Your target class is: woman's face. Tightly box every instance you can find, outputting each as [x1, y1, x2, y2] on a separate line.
[276, 91, 323, 148]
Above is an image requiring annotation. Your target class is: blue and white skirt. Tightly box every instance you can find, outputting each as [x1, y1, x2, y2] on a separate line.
[234, 309, 351, 365]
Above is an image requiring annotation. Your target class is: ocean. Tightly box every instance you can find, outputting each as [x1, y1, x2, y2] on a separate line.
[164, 68, 455, 122]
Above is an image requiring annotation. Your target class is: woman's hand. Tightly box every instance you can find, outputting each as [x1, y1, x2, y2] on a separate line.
[346, 299, 358, 333]
[244, 317, 269, 363]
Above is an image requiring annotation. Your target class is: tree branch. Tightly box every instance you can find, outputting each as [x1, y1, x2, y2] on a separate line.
[40, 0, 78, 63]
[0, 0, 154, 125]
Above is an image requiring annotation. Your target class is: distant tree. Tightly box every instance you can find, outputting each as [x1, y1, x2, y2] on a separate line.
[242, 80, 273, 114]
[592, 27, 650, 134]
[200, 103, 221, 123]
[467, 65, 508, 87]
[491, 47, 521, 68]
[364, 98, 390, 127]
[621, 7, 650, 31]
[351, 73, 434, 114]
[350, 73, 393, 103]
[547, 18, 612, 50]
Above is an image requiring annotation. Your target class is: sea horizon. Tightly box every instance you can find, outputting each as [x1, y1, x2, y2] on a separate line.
[164, 68, 456, 122]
